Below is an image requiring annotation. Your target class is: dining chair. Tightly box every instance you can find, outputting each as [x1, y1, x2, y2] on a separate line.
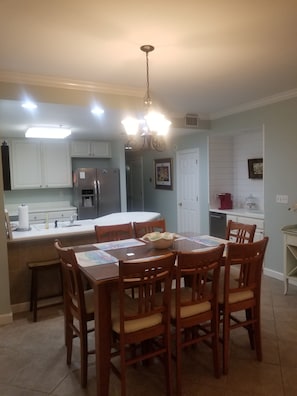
[172, 244, 225, 396]
[133, 218, 166, 238]
[226, 219, 257, 243]
[54, 239, 95, 388]
[219, 237, 269, 375]
[94, 222, 134, 242]
[110, 252, 176, 396]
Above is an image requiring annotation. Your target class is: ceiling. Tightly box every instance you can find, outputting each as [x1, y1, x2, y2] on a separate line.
[1, 0, 297, 141]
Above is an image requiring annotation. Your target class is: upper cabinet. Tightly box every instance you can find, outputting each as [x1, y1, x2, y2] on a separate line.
[10, 140, 72, 189]
[70, 140, 111, 158]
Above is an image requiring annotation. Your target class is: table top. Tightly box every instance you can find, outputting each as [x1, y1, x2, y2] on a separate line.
[75, 234, 227, 285]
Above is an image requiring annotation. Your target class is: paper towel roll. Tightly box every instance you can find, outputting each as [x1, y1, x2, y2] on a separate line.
[18, 204, 29, 230]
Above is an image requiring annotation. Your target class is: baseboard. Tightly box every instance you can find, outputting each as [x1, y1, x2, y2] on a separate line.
[0, 311, 13, 326]
[11, 296, 63, 314]
[263, 267, 297, 287]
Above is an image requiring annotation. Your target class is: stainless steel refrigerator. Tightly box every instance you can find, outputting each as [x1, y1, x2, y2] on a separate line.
[73, 168, 121, 220]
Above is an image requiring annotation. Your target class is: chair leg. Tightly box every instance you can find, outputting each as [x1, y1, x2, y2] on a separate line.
[32, 270, 38, 322]
[254, 307, 262, 361]
[66, 324, 73, 366]
[223, 312, 230, 375]
[245, 308, 255, 349]
[175, 327, 182, 396]
[212, 312, 220, 378]
[120, 342, 127, 396]
[80, 322, 88, 388]
[165, 330, 173, 396]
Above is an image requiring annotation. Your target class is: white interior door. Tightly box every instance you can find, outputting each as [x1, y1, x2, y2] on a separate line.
[176, 148, 200, 233]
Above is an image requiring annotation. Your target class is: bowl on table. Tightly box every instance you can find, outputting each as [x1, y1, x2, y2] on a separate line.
[142, 231, 176, 249]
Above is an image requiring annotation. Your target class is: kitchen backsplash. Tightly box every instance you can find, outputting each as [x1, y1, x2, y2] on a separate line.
[209, 129, 264, 210]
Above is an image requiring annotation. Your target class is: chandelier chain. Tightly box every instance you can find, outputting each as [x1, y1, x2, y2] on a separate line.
[144, 50, 152, 106]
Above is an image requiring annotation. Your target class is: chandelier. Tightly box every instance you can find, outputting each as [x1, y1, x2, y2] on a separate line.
[121, 45, 171, 152]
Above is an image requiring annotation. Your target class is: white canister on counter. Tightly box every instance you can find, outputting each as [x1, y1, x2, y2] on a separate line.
[18, 204, 30, 230]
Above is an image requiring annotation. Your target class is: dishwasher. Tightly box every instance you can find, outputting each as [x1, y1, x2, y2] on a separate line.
[209, 211, 226, 239]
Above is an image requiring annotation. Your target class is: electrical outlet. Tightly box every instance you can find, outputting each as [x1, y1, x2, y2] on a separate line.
[276, 194, 288, 204]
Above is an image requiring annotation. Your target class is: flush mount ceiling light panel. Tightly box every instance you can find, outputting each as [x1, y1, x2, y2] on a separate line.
[121, 45, 171, 152]
[25, 127, 72, 139]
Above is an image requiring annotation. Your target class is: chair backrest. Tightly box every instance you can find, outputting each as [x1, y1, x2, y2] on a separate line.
[175, 244, 225, 315]
[54, 239, 88, 317]
[226, 219, 256, 243]
[94, 222, 134, 242]
[224, 237, 269, 303]
[133, 218, 166, 238]
[118, 252, 176, 331]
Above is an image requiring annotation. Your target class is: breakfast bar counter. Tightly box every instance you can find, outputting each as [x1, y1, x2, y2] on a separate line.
[7, 212, 160, 309]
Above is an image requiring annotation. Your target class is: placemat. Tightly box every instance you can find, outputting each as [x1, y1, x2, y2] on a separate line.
[93, 238, 146, 251]
[76, 250, 118, 267]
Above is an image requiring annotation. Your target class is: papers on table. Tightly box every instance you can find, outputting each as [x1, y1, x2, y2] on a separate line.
[93, 238, 146, 251]
[76, 249, 118, 267]
[189, 235, 225, 246]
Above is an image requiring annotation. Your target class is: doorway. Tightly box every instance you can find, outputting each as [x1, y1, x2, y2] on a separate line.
[125, 154, 144, 211]
[176, 148, 200, 233]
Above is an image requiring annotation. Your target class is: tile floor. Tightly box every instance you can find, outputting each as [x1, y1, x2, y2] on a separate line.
[1, 276, 297, 396]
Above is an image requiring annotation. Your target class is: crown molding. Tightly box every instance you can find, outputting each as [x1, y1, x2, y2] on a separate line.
[0, 70, 143, 97]
[210, 88, 297, 120]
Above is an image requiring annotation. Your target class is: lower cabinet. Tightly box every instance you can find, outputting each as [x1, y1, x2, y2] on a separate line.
[29, 208, 77, 224]
[226, 214, 264, 241]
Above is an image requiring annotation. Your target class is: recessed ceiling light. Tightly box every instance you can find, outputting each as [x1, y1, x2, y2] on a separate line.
[25, 127, 71, 139]
[91, 106, 104, 116]
[21, 101, 37, 110]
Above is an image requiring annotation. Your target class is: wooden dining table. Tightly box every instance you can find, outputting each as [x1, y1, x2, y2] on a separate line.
[74, 234, 227, 396]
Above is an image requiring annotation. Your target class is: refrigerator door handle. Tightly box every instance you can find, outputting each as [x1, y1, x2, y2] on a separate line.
[96, 179, 101, 202]
[94, 179, 99, 213]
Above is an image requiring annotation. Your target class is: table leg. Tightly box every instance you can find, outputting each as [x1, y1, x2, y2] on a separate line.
[94, 283, 112, 396]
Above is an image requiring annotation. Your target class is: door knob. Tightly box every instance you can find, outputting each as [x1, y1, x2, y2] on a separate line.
[178, 202, 182, 206]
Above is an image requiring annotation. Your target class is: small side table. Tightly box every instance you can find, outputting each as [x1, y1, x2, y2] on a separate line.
[281, 225, 297, 294]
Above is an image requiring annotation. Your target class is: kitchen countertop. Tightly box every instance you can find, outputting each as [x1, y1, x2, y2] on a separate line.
[9, 211, 161, 242]
[209, 208, 264, 220]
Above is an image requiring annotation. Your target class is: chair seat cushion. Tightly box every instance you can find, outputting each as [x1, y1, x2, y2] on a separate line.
[169, 288, 211, 319]
[218, 267, 254, 304]
[111, 296, 162, 334]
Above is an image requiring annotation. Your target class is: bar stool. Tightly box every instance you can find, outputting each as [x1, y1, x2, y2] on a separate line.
[27, 258, 63, 322]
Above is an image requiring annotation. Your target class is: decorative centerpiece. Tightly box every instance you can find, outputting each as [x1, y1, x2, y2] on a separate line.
[143, 231, 176, 249]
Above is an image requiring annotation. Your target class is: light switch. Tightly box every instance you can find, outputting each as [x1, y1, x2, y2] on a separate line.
[276, 194, 288, 204]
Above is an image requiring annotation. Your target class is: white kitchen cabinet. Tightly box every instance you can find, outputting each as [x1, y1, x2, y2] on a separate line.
[11, 139, 72, 189]
[42, 141, 72, 187]
[70, 140, 111, 158]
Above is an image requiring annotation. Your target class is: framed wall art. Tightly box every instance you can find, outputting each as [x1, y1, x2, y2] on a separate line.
[154, 158, 173, 190]
[248, 158, 263, 179]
